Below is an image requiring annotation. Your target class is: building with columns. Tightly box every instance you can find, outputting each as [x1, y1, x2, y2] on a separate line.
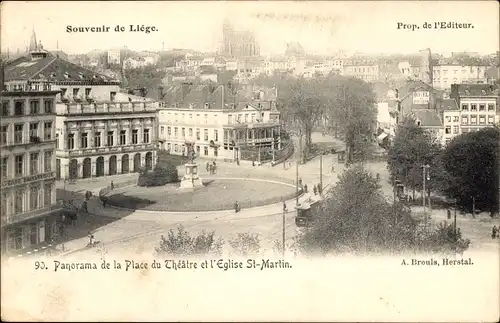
[158, 82, 284, 162]
[4, 39, 157, 181]
[0, 73, 61, 253]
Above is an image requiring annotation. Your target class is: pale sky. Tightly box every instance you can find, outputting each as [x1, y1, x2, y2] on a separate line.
[2, 1, 499, 56]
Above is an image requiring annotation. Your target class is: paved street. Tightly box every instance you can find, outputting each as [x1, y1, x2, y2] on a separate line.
[55, 133, 498, 258]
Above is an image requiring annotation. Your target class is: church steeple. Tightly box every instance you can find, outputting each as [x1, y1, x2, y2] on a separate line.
[29, 27, 38, 52]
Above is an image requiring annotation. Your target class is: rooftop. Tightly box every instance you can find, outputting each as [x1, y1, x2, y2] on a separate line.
[437, 98, 459, 111]
[451, 84, 498, 96]
[396, 80, 434, 100]
[4, 51, 119, 84]
[411, 109, 443, 127]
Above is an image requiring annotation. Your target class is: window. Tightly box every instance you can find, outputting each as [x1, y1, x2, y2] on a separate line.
[120, 130, 126, 145]
[461, 104, 468, 111]
[228, 114, 233, 124]
[44, 183, 52, 207]
[56, 134, 59, 149]
[107, 131, 114, 146]
[204, 114, 208, 124]
[453, 126, 459, 134]
[44, 122, 52, 140]
[214, 130, 218, 142]
[461, 116, 468, 125]
[14, 101, 24, 116]
[204, 129, 208, 141]
[15, 154, 23, 177]
[251, 113, 256, 122]
[182, 128, 185, 137]
[445, 116, 451, 122]
[1, 125, 7, 145]
[470, 116, 477, 125]
[110, 92, 116, 101]
[166, 143, 171, 151]
[160, 126, 164, 135]
[29, 123, 39, 141]
[479, 116, 485, 125]
[60, 88, 67, 98]
[245, 114, 249, 123]
[479, 104, 485, 111]
[30, 100, 40, 114]
[30, 186, 39, 210]
[143, 129, 150, 143]
[1, 192, 7, 217]
[132, 130, 138, 144]
[488, 104, 495, 111]
[44, 100, 53, 113]
[14, 189, 23, 215]
[470, 104, 477, 111]
[445, 126, 451, 134]
[1, 101, 9, 116]
[30, 152, 39, 175]
[174, 144, 178, 153]
[81, 132, 88, 148]
[196, 129, 200, 140]
[453, 116, 459, 122]
[204, 146, 208, 156]
[14, 124, 23, 144]
[94, 132, 101, 147]
[1, 157, 8, 178]
[85, 88, 91, 98]
[174, 127, 178, 137]
[237, 114, 242, 123]
[188, 128, 193, 137]
[488, 116, 495, 124]
[167, 127, 171, 136]
[44, 151, 52, 172]
[73, 88, 79, 98]
[196, 146, 200, 154]
[68, 133, 77, 149]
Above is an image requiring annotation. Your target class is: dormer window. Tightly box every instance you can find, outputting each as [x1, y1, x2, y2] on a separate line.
[416, 119, 421, 126]
[204, 103, 209, 109]
[50, 72, 56, 78]
[464, 90, 470, 95]
[78, 72, 84, 80]
[64, 72, 70, 79]
[481, 90, 486, 95]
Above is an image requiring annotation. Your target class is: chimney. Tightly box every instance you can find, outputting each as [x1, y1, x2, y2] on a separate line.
[158, 86, 164, 101]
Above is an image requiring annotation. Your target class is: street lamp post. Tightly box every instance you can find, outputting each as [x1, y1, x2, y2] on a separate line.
[295, 160, 299, 205]
[282, 206, 286, 257]
[320, 153, 323, 195]
[421, 164, 430, 228]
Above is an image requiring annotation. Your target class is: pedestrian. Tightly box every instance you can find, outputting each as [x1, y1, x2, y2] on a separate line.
[447, 209, 451, 219]
[110, 181, 114, 190]
[304, 184, 308, 194]
[492, 226, 498, 239]
[283, 201, 287, 213]
[206, 162, 210, 172]
[313, 185, 317, 195]
[102, 197, 107, 208]
[331, 165, 335, 173]
[317, 183, 322, 195]
[298, 178, 302, 187]
[82, 200, 88, 213]
[234, 200, 240, 213]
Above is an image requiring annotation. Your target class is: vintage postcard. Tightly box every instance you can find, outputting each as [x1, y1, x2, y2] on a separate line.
[1, 0, 499, 321]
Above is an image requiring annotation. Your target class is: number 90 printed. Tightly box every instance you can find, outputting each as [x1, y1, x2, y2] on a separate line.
[34, 261, 49, 270]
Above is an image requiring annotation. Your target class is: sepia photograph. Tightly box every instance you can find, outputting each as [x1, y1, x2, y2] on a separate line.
[1, 0, 499, 321]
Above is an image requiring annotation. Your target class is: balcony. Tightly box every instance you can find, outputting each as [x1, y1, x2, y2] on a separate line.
[56, 101, 157, 115]
[66, 143, 156, 157]
[1, 201, 63, 227]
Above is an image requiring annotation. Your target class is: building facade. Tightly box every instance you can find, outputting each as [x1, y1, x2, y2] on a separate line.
[158, 83, 282, 162]
[220, 20, 260, 58]
[4, 43, 158, 181]
[450, 84, 498, 136]
[0, 88, 61, 254]
[433, 65, 488, 90]
[343, 60, 379, 82]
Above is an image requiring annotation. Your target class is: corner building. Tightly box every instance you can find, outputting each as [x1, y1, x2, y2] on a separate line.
[0, 86, 61, 254]
[4, 44, 157, 180]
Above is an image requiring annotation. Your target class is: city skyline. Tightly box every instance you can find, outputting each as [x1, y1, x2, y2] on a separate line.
[2, 1, 499, 56]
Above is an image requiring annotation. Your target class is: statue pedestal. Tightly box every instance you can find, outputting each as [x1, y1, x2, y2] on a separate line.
[179, 163, 204, 189]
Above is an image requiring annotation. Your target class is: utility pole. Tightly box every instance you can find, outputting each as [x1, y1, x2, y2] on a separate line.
[282, 206, 286, 257]
[320, 153, 323, 195]
[295, 160, 299, 205]
[422, 164, 430, 228]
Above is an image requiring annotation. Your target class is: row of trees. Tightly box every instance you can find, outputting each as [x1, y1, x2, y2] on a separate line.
[388, 121, 500, 215]
[154, 165, 470, 257]
[254, 73, 378, 164]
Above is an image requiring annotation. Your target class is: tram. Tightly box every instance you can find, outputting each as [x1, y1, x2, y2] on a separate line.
[295, 196, 324, 227]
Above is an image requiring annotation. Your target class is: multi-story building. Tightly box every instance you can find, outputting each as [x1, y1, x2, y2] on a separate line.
[4, 42, 158, 180]
[394, 80, 437, 118]
[0, 82, 61, 254]
[158, 82, 282, 162]
[438, 98, 461, 145]
[433, 65, 488, 90]
[450, 84, 499, 135]
[107, 48, 121, 65]
[343, 60, 379, 82]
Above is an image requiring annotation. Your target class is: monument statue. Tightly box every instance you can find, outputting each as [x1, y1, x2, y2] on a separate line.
[179, 139, 204, 190]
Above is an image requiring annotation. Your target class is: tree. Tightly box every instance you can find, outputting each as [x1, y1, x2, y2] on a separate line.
[228, 233, 261, 256]
[324, 75, 377, 163]
[438, 127, 500, 215]
[294, 165, 470, 256]
[295, 165, 417, 255]
[137, 159, 179, 187]
[155, 225, 224, 256]
[387, 119, 443, 199]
